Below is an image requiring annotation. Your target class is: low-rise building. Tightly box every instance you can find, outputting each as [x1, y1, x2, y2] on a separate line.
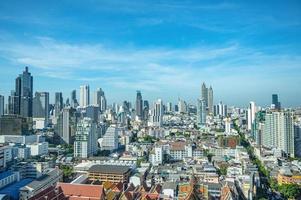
[88, 164, 132, 183]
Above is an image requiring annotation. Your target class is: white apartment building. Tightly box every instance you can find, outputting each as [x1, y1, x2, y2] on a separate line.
[100, 126, 119, 151]
[74, 118, 98, 158]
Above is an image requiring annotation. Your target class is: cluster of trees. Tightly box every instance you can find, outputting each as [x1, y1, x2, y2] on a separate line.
[60, 165, 73, 182]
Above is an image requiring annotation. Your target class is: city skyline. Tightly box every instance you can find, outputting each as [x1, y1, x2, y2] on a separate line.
[0, 1, 300, 107]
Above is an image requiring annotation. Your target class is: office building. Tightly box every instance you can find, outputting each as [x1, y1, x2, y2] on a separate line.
[201, 83, 208, 108]
[150, 99, 163, 127]
[70, 90, 78, 108]
[272, 94, 281, 110]
[143, 100, 149, 120]
[201, 82, 214, 114]
[15, 67, 33, 117]
[85, 105, 100, 123]
[208, 86, 214, 114]
[100, 126, 118, 151]
[178, 99, 187, 114]
[0, 95, 4, 116]
[224, 117, 231, 134]
[214, 101, 227, 117]
[26, 142, 48, 156]
[0, 115, 32, 135]
[93, 88, 107, 112]
[197, 98, 206, 128]
[74, 118, 98, 158]
[262, 111, 295, 157]
[55, 108, 77, 144]
[33, 92, 49, 127]
[166, 102, 172, 113]
[80, 85, 90, 108]
[247, 101, 256, 131]
[135, 90, 143, 120]
[54, 92, 63, 117]
[8, 90, 19, 115]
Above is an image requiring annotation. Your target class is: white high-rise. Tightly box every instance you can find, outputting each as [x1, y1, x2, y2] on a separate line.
[74, 118, 98, 158]
[247, 101, 256, 130]
[262, 111, 295, 157]
[80, 85, 90, 108]
[150, 99, 163, 127]
[197, 98, 206, 127]
[93, 88, 107, 112]
[166, 102, 172, 113]
[224, 117, 231, 134]
[100, 126, 119, 151]
[178, 99, 187, 114]
[150, 146, 163, 166]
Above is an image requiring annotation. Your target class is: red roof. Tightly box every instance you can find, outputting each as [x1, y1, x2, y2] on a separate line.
[58, 182, 104, 199]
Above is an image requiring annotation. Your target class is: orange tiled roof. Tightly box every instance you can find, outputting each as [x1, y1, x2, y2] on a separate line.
[58, 182, 104, 199]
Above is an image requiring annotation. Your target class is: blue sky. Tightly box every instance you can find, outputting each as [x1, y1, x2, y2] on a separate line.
[0, 0, 300, 107]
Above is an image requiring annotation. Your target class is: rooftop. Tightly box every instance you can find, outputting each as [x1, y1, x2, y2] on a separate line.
[0, 178, 33, 200]
[89, 164, 131, 174]
[0, 171, 14, 180]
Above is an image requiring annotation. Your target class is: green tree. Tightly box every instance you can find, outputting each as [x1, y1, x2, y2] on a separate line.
[278, 184, 301, 199]
[60, 165, 73, 182]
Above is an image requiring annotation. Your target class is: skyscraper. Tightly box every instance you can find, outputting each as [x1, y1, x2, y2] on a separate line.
[135, 90, 143, 120]
[208, 86, 213, 114]
[150, 99, 163, 127]
[70, 90, 78, 108]
[197, 98, 206, 127]
[143, 100, 149, 120]
[33, 92, 49, 125]
[93, 88, 107, 112]
[201, 82, 214, 114]
[201, 82, 208, 108]
[247, 101, 256, 131]
[54, 92, 63, 117]
[272, 94, 281, 110]
[166, 102, 172, 113]
[80, 85, 90, 108]
[262, 111, 295, 157]
[8, 90, 19, 115]
[0, 95, 4, 116]
[56, 107, 77, 144]
[74, 118, 98, 158]
[15, 67, 33, 117]
[178, 99, 187, 113]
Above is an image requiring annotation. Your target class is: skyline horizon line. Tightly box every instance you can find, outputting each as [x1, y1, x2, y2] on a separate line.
[0, 66, 297, 109]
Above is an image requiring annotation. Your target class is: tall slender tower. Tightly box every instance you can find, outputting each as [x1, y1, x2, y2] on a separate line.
[208, 86, 213, 114]
[15, 66, 33, 117]
[33, 92, 49, 125]
[201, 82, 208, 108]
[197, 98, 206, 127]
[80, 85, 90, 108]
[272, 94, 281, 110]
[136, 91, 143, 120]
[55, 92, 63, 117]
[94, 88, 107, 112]
[151, 99, 163, 127]
[71, 90, 78, 108]
[0, 95, 4, 116]
[247, 101, 256, 130]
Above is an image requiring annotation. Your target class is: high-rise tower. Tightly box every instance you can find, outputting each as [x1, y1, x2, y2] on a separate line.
[135, 90, 143, 120]
[80, 85, 90, 108]
[55, 92, 63, 117]
[15, 66, 33, 117]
